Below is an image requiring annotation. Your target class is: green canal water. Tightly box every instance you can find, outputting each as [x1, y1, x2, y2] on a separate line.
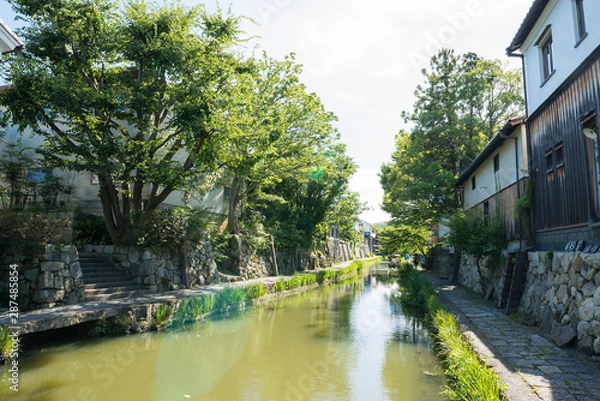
[3, 270, 446, 401]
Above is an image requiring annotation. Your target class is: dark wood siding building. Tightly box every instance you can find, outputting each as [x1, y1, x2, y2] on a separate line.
[528, 48, 600, 249]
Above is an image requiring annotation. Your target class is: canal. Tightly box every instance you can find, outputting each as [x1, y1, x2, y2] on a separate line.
[3, 268, 446, 401]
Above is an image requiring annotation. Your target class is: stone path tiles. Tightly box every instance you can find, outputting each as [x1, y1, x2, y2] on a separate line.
[426, 273, 600, 401]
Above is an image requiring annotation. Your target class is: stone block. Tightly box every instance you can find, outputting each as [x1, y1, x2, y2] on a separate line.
[551, 321, 577, 347]
[104, 245, 115, 255]
[142, 250, 153, 261]
[66, 292, 80, 305]
[594, 337, 600, 355]
[64, 277, 73, 293]
[578, 335, 595, 355]
[19, 280, 30, 297]
[578, 320, 590, 338]
[556, 284, 568, 305]
[54, 276, 64, 289]
[41, 261, 64, 272]
[60, 269, 72, 277]
[596, 271, 600, 286]
[143, 275, 156, 286]
[582, 282, 596, 298]
[575, 274, 585, 290]
[37, 271, 54, 289]
[70, 262, 83, 279]
[23, 267, 40, 282]
[582, 265, 595, 281]
[595, 286, 600, 306]
[590, 320, 600, 337]
[580, 298, 596, 321]
[83, 244, 93, 253]
[156, 266, 165, 278]
[33, 289, 65, 304]
[596, 306, 600, 320]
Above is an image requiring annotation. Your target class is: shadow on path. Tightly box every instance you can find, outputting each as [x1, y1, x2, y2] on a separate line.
[424, 272, 600, 401]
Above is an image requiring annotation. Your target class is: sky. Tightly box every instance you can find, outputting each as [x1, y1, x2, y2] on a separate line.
[0, 0, 534, 224]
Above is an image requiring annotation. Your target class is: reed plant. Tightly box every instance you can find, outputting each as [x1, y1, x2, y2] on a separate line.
[395, 265, 505, 401]
[0, 326, 18, 362]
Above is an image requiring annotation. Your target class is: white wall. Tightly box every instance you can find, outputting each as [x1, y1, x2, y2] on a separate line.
[1, 124, 226, 215]
[521, 0, 600, 114]
[462, 125, 528, 209]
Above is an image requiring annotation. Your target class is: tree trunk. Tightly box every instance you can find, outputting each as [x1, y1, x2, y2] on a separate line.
[227, 175, 242, 235]
[99, 179, 123, 245]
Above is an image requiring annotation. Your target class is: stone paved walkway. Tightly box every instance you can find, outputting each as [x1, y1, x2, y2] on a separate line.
[425, 272, 600, 401]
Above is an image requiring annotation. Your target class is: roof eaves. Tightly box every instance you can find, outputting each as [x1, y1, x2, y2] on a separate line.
[507, 0, 549, 54]
[0, 19, 23, 54]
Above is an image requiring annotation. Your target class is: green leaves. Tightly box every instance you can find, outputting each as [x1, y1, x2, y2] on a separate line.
[381, 49, 524, 229]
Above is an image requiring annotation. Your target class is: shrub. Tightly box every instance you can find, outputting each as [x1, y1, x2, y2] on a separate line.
[132, 207, 212, 251]
[275, 278, 286, 292]
[74, 214, 111, 246]
[202, 295, 216, 313]
[0, 326, 18, 362]
[155, 304, 172, 330]
[285, 273, 303, 290]
[0, 211, 72, 250]
[245, 283, 267, 300]
[215, 287, 246, 313]
[316, 270, 330, 284]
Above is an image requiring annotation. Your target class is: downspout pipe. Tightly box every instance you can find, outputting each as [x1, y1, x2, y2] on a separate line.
[506, 49, 531, 250]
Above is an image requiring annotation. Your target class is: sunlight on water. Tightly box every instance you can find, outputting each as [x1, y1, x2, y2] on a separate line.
[2, 270, 445, 401]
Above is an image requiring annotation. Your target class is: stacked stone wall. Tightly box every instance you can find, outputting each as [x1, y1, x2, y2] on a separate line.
[454, 250, 600, 355]
[520, 252, 600, 355]
[84, 240, 218, 292]
[2, 245, 85, 310]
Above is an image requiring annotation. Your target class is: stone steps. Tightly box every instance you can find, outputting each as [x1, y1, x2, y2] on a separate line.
[79, 252, 150, 302]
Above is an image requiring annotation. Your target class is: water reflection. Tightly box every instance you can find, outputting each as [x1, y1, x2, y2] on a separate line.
[3, 267, 445, 401]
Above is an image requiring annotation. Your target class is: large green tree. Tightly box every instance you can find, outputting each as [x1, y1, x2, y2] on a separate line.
[381, 49, 523, 229]
[214, 54, 341, 235]
[256, 142, 360, 251]
[1, 0, 242, 244]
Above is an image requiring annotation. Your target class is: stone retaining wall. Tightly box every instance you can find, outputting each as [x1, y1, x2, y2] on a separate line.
[2, 245, 85, 310]
[454, 250, 600, 355]
[84, 240, 218, 292]
[520, 252, 600, 355]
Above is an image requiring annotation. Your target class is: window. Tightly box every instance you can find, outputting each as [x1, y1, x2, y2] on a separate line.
[493, 154, 500, 173]
[545, 142, 565, 179]
[536, 26, 554, 83]
[28, 168, 53, 184]
[471, 176, 476, 190]
[574, 0, 587, 44]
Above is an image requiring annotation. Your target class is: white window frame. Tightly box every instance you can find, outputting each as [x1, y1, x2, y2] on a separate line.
[536, 26, 555, 85]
